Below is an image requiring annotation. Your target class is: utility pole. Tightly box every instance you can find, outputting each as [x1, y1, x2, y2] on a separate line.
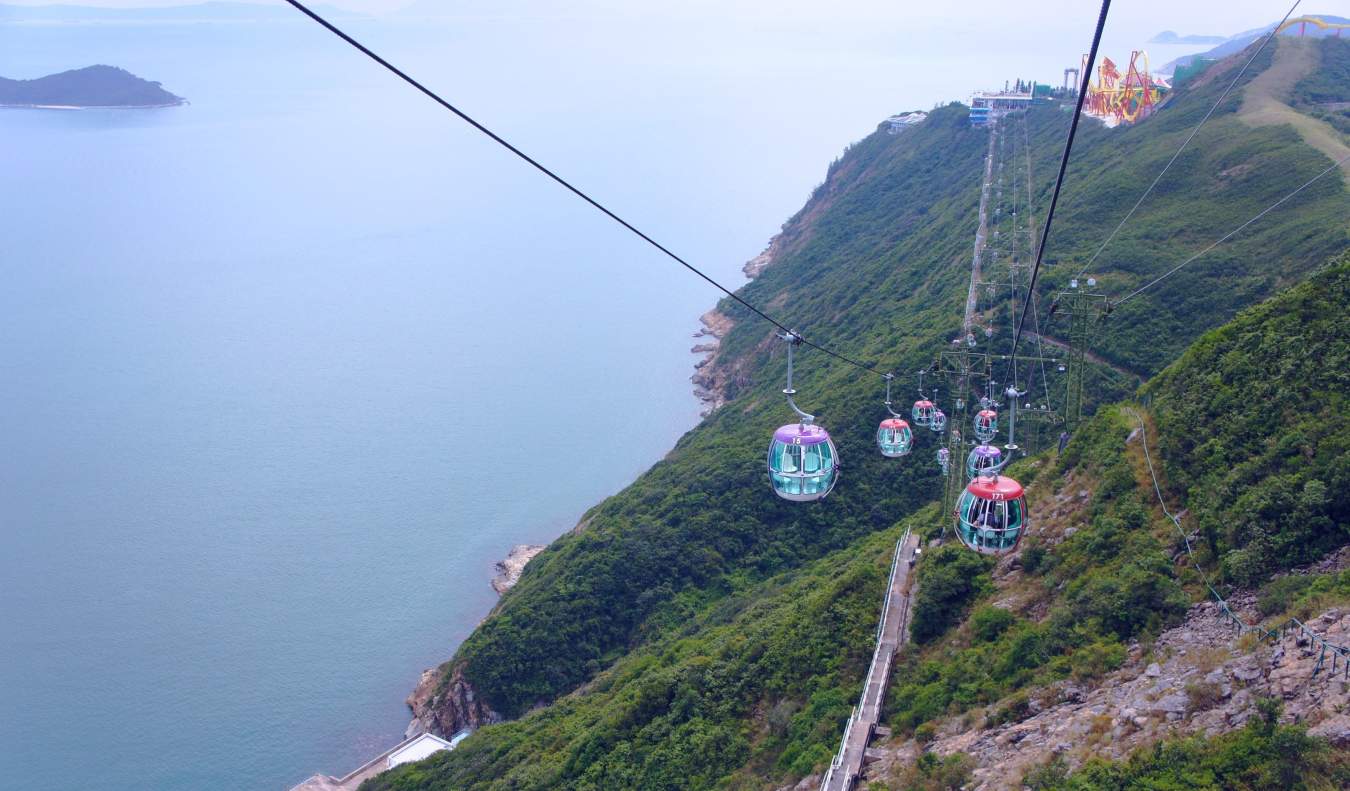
[1054, 277, 1109, 432]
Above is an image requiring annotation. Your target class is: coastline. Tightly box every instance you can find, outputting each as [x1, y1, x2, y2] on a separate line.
[689, 234, 784, 414]
[378, 235, 785, 773]
[0, 100, 187, 110]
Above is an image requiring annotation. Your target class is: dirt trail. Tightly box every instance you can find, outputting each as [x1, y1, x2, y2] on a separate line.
[1239, 38, 1350, 185]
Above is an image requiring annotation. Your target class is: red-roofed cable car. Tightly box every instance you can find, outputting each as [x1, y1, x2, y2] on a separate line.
[767, 333, 838, 502]
[974, 408, 998, 443]
[877, 374, 913, 458]
[912, 369, 935, 427]
[955, 472, 1027, 555]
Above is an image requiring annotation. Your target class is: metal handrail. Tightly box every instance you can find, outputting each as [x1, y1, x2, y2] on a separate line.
[820, 527, 914, 791]
[1129, 407, 1349, 680]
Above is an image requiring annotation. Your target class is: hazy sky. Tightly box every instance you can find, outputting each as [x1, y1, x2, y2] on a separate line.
[4, 0, 1345, 42]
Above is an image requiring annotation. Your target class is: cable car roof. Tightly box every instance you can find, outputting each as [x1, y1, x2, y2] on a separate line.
[970, 444, 1002, 459]
[967, 474, 1024, 500]
[773, 423, 832, 446]
[879, 418, 909, 429]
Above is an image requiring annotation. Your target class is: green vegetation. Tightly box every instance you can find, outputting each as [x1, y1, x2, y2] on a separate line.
[369, 39, 1350, 790]
[909, 546, 993, 643]
[0, 65, 182, 107]
[364, 529, 902, 790]
[1023, 707, 1350, 790]
[1144, 254, 1350, 587]
[886, 407, 1186, 735]
[1291, 38, 1350, 134]
[1257, 568, 1350, 620]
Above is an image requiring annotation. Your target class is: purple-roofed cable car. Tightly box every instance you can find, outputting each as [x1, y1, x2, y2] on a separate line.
[768, 423, 838, 501]
[966, 443, 1003, 479]
[768, 333, 838, 502]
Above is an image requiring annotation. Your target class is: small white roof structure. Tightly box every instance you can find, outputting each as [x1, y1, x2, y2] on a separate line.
[387, 733, 454, 769]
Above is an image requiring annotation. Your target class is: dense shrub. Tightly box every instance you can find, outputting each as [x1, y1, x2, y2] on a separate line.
[910, 546, 994, 643]
[1023, 707, 1350, 790]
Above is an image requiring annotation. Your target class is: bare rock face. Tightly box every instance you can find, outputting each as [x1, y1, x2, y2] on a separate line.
[492, 544, 545, 595]
[865, 602, 1350, 791]
[407, 663, 503, 738]
[690, 309, 737, 414]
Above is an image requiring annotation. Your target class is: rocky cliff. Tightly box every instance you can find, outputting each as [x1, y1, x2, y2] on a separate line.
[406, 664, 502, 738]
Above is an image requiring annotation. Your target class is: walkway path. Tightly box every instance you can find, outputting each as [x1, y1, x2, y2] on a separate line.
[820, 528, 921, 791]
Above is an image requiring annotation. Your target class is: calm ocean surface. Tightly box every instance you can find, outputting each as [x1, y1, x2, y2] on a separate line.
[0, 7, 1212, 789]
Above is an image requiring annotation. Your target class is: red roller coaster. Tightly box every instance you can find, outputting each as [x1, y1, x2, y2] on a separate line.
[1083, 50, 1168, 126]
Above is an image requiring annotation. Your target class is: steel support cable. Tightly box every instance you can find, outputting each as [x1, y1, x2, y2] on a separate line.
[1127, 409, 1350, 672]
[1127, 408, 1230, 608]
[1114, 152, 1349, 306]
[1008, 0, 1112, 373]
[279, 0, 886, 379]
[1074, 0, 1303, 281]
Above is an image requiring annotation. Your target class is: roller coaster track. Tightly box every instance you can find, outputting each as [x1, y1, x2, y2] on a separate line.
[1275, 15, 1350, 36]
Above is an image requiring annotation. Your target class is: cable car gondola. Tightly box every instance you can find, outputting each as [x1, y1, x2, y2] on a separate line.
[966, 443, 1003, 479]
[877, 374, 913, 458]
[973, 408, 998, 443]
[955, 472, 1027, 555]
[767, 333, 837, 502]
[878, 418, 912, 457]
[930, 407, 947, 432]
[912, 369, 935, 427]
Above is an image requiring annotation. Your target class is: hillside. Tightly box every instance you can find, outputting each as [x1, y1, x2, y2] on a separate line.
[0, 65, 183, 108]
[365, 35, 1348, 790]
[868, 255, 1350, 788]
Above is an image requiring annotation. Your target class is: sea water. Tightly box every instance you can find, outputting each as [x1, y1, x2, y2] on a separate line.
[0, 8, 1216, 790]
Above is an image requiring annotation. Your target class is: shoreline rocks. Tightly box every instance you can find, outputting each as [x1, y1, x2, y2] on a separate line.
[406, 663, 503, 738]
[491, 544, 545, 595]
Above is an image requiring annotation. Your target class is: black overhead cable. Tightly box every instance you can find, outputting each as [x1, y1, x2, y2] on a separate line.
[1074, 0, 1302, 281]
[1114, 152, 1349, 306]
[1008, 0, 1112, 373]
[278, 0, 885, 378]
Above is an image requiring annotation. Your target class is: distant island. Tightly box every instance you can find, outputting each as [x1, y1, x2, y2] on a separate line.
[1149, 30, 1229, 45]
[0, 65, 184, 109]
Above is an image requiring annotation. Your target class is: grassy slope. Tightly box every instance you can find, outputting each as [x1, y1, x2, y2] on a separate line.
[886, 253, 1350, 739]
[1239, 37, 1350, 180]
[370, 40, 1350, 790]
[1143, 252, 1350, 585]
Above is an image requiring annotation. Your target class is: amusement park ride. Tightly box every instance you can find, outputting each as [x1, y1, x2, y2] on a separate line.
[769, 11, 1350, 551]
[1083, 50, 1169, 127]
[1082, 15, 1348, 127]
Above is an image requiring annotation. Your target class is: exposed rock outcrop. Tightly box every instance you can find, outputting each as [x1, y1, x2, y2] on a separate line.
[407, 663, 503, 739]
[690, 309, 737, 414]
[492, 544, 545, 595]
[866, 601, 1350, 790]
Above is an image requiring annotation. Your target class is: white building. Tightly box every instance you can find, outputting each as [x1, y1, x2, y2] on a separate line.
[885, 111, 928, 133]
[387, 732, 454, 769]
[291, 730, 468, 791]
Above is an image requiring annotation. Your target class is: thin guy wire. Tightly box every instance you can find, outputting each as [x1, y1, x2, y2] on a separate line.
[1009, 0, 1112, 370]
[279, 0, 886, 378]
[1114, 153, 1348, 305]
[1074, 0, 1302, 280]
